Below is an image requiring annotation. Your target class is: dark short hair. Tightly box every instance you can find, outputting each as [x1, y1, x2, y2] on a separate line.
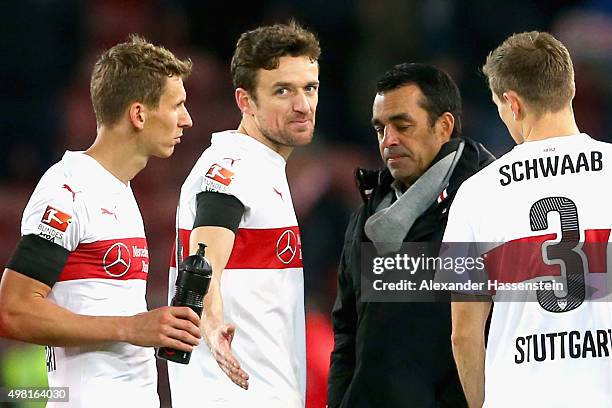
[376, 63, 462, 138]
[91, 34, 192, 127]
[483, 31, 574, 115]
[231, 21, 320, 98]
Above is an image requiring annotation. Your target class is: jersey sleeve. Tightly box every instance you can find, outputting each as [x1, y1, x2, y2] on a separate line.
[438, 180, 490, 295]
[442, 181, 477, 243]
[198, 154, 257, 210]
[20, 177, 83, 252]
[7, 175, 84, 286]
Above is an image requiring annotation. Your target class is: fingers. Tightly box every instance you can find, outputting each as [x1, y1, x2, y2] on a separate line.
[211, 346, 249, 389]
[221, 364, 249, 390]
[163, 337, 195, 353]
[170, 313, 202, 340]
[209, 327, 248, 389]
[169, 306, 201, 327]
[164, 324, 201, 347]
[132, 307, 202, 349]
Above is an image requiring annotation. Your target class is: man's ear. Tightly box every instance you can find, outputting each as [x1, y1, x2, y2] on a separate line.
[235, 88, 256, 115]
[128, 102, 146, 130]
[436, 112, 455, 142]
[502, 91, 523, 121]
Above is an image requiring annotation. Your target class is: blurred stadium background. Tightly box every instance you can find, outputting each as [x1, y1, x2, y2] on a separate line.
[1, 0, 611, 406]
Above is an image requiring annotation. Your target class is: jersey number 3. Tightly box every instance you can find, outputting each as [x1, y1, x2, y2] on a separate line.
[529, 197, 585, 313]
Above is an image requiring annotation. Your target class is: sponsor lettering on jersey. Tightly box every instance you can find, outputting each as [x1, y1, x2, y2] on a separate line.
[132, 245, 148, 258]
[40, 205, 72, 232]
[132, 245, 150, 274]
[60, 238, 149, 281]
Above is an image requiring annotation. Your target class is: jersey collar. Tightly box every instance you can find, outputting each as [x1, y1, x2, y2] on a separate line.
[211, 131, 287, 168]
[61, 151, 130, 194]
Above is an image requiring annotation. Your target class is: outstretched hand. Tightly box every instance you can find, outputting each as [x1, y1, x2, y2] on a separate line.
[203, 322, 249, 389]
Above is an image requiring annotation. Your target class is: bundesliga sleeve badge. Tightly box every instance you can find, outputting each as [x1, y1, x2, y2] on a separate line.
[203, 163, 235, 192]
[37, 205, 73, 242]
[41, 205, 72, 232]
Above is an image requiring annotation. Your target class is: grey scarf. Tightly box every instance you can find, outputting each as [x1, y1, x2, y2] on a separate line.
[364, 140, 465, 254]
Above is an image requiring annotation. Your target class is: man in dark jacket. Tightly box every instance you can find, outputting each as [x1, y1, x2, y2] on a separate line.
[327, 63, 495, 408]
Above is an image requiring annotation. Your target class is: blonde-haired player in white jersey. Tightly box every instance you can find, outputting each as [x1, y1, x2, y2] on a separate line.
[167, 22, 320, 407]
[446, 31, 612, 408]
[0, 36, 201, 407]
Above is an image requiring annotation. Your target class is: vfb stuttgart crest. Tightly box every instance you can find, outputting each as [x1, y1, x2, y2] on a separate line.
[276, 230, 298, 264]
[103, 242, 132, 277]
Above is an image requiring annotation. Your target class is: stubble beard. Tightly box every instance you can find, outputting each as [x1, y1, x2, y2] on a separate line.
[260, 125, 314, 148]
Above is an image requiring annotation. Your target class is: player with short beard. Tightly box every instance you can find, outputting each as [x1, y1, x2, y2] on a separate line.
[167, 21, 320, 408]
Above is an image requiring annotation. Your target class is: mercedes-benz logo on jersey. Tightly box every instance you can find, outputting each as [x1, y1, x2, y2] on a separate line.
[276, 230, 298, 264]
[103, 242, 132, 277]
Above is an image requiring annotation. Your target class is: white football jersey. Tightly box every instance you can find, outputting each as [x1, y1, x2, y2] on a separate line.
[444, 134, 612, 407]
[168, 131, 306, 407]
[20, 151, 158, 407]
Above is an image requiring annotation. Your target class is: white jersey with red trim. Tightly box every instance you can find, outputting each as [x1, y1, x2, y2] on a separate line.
[443, 134, 612, 407]
[168, 131, 306, 407]
[20, 151, 158, 407]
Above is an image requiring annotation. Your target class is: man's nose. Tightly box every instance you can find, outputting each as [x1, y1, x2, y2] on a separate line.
[180, 107, 193, 128]
[292, 91, 311, 114]
[381, 127, 400, 147]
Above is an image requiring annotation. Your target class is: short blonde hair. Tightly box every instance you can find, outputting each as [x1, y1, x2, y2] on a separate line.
[482, 31, 574, 115]
[90, 34, 192, 126]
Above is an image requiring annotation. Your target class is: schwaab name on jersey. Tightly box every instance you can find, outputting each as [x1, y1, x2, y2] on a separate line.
[499, 151, 603, 186]
[515, 328, 612, 364]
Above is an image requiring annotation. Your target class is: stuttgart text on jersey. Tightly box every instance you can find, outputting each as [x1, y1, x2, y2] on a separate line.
[515, 328, 612, 364]
[498, 151, 603, 186]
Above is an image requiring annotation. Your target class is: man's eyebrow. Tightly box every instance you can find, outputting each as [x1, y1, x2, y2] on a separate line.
[271, 80, 320, 87]
[371, 113, 413, 127]
[272, 81, 293, 87]
[388, 113, 413, 122]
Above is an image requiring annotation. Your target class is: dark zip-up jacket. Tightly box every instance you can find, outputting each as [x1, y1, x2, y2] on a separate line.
[328, 137, 495, 408]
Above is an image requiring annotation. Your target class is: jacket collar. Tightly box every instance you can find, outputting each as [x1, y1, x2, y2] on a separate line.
[354, 137, 495, 205]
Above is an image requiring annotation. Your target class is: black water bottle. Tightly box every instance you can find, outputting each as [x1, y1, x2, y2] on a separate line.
[157, 243, 212, 364]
